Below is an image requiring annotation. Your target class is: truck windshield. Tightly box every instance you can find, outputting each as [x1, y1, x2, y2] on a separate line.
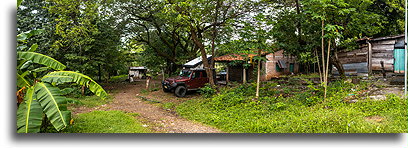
[179, 70, 191, 77]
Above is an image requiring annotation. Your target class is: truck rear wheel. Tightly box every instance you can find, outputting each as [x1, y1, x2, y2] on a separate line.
[174, 86, 187, 97]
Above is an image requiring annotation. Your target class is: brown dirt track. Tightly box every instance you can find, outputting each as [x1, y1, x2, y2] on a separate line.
[72, 80, 222, 133]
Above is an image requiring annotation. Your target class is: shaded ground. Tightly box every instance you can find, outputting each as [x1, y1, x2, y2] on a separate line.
[72, 80, 221, 133]
[366, 77, 404, 100]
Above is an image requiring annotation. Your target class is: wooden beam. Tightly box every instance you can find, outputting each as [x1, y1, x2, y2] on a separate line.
[368, 41, 372, 75]
[226, 66, 229, 84]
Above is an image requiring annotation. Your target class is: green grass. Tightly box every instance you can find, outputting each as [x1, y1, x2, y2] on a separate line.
[176, 80, 407, 133]
[62, 110, 151, 133]
[69, 95, 112, 108]
[109, 74, 128, 82]
[162, 102, 175, 110]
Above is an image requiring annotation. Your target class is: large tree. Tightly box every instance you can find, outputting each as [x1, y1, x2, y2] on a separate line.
[166, 0, 259, 85]
[17, 0, 56, 54]
[111, 0, 199, 75]
[18, 0, 124, 80]
[270, 0, 403, 78]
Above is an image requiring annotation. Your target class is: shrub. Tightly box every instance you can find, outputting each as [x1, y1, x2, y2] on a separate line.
[198, 84, 217, 98]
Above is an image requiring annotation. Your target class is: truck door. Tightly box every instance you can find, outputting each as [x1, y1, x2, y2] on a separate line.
[200, 71, 209, 87]
[188, 71, 201, 89]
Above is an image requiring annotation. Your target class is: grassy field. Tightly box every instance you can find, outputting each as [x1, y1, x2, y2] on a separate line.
[60, 92, 150, 133]
[63, 110, 151, 133]
[176, 79, 407, 133]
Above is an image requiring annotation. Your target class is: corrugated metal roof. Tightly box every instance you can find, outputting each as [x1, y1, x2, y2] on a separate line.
[183, 55, 212, 68]
[357, 34, 404, 42]
[129, 66, 147, 70]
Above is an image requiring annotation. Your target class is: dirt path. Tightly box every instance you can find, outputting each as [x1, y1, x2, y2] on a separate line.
[77, 81, 222, 133]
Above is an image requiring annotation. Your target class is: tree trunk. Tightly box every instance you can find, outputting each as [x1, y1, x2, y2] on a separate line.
[190, 25, 215, 85]
[321, 19, 325, 85]
[324, 39, 331, 99]
[98, 63, 101, 82]
[295, 0, 302, 43]
[315, 48, 322, 83]
[330, 51, 345, 78]
[210, 0, 221, 86]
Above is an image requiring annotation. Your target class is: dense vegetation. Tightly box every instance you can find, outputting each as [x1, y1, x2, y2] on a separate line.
[18, 0, 405, 80]
[17, 0, 406, 133]
[17, 30, 108, 133]
[177, 79, 407, 133]
[17, 1, 109, 133]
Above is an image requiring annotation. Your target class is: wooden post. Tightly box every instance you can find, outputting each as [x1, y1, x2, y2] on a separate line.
[226, 66, 229, 85]
[81, 86, 85, 96]
[368, 41, 373, 75]
[243, 67, 246, 83]
[146, 77, 150, 90]
[256, 49, 261, 99]
[162, 68, 165, 81]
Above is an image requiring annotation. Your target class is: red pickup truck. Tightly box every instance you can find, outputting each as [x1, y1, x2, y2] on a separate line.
[162, 69, 209, 97]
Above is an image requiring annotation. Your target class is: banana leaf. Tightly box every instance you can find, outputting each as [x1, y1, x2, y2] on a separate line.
[17, 52, 66, 71]
[34, 82, 70, 131]
[17, 87, 42, 133]
[42, 71, 107, 99]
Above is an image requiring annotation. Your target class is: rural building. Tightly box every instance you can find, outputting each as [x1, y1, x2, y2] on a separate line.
[183, 55, 213, 70]
[333, 34, 405, 76]
[214, 50, 299, 83]
[128, 66, 148, 82]
[264, 50, 299, 80]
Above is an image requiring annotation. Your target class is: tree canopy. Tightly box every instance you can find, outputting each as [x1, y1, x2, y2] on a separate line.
[17, 0, 405, 79]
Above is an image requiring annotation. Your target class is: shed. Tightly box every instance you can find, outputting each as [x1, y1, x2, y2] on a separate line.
[214, 51, 269, 83]
[333, 34, 405, 76]
[183, 55, 212, 69]
[128, 66, 148, 82]
[264, 50, 299, 80]
[214, 50, 299, 83]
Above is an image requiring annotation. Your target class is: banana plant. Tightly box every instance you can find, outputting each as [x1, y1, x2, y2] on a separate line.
[17, 30, 107, 133]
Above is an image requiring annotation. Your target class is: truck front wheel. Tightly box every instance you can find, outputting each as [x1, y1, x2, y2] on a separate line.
[174, 86, 187, 97]
[162, 86, 171, 93]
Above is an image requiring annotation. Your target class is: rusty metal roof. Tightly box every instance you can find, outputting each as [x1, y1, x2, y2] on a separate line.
[214, 51, 269, 62]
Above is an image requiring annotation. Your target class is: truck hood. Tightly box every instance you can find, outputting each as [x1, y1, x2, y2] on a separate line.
[165, 76, 189, 83]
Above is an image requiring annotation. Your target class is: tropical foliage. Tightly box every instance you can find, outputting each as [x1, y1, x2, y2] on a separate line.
[16, 0, 406, 134]
[17, 30, 107, 133]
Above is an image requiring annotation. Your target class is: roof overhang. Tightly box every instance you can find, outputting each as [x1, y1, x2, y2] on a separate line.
[183, 55, 212, 68]
[129, 66, 147, 70]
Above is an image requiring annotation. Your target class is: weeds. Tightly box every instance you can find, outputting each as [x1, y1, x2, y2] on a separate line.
[176, 79, 407, 133]
[198, 84, 217, 98]
[162, 102, 175, 110]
